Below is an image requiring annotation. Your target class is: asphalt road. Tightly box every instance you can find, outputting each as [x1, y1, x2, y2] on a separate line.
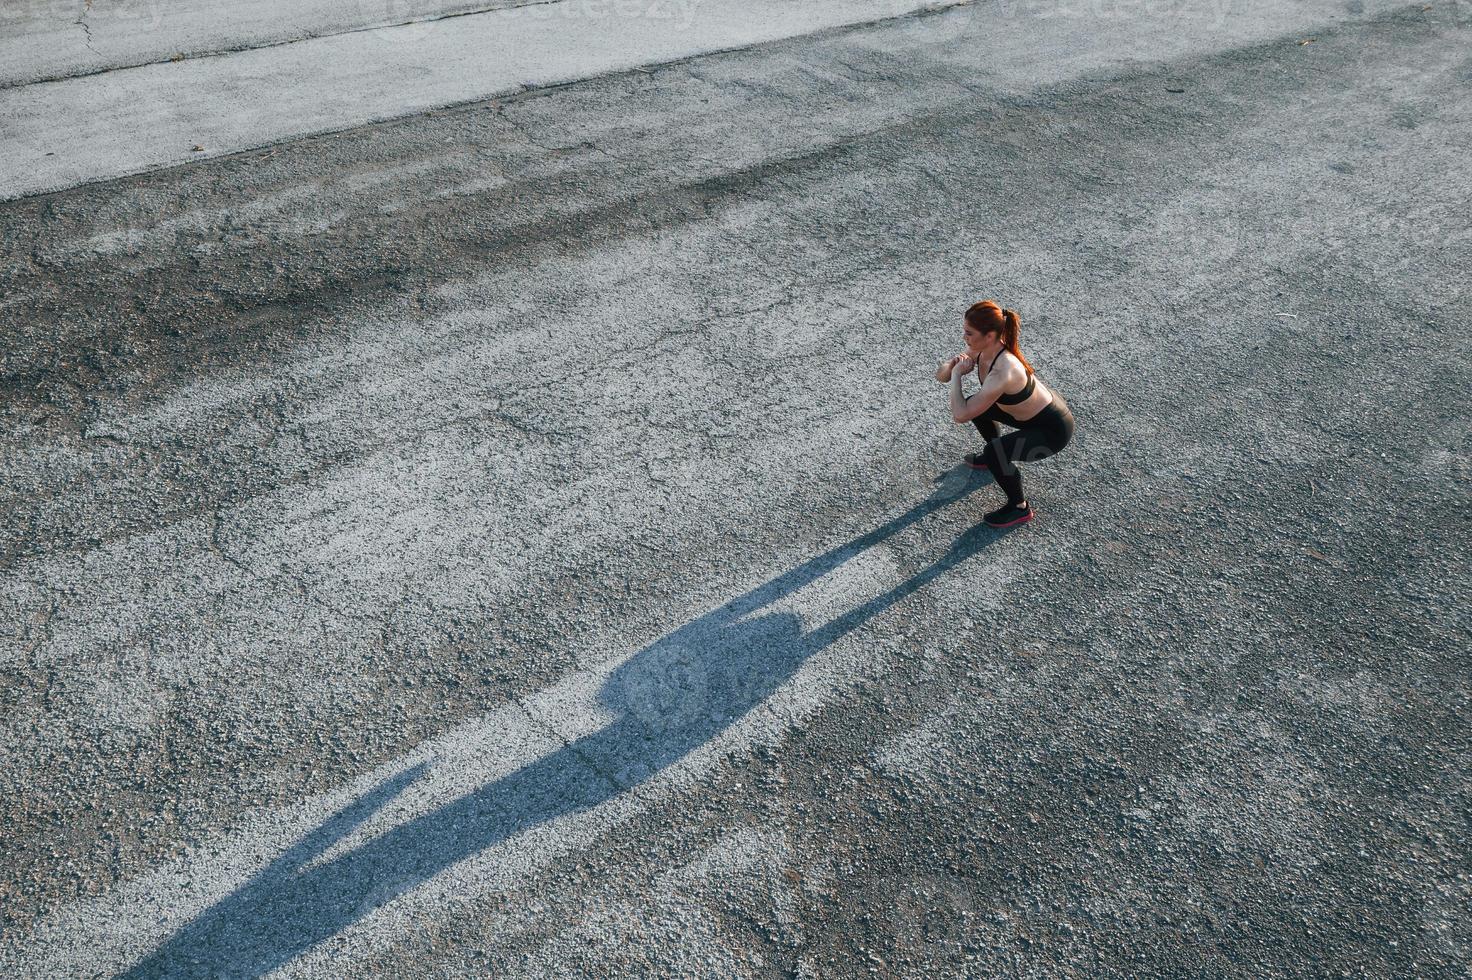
[1, 1, 1469, 976]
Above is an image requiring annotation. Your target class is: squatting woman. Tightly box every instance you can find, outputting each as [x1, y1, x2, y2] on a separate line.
[936, 301, 1075, 528]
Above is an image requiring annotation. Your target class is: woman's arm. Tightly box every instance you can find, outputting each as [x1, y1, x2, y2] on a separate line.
[949, 356, 1006, 423]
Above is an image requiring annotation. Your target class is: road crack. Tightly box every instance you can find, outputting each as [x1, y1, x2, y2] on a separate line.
[509, 694, 631, 795]
[207, 502, 255, 578]
[74, 0, 99, 55]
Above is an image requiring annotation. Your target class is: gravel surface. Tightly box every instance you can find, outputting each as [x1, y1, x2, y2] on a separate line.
[1, 1, 1468, 976]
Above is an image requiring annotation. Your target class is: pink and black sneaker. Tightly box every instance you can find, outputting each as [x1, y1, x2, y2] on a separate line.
[984, 501, 1034, 528]
[964, 453, 989, 471]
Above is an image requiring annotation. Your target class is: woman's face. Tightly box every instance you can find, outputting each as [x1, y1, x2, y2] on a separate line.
[963, 323, 997, 353]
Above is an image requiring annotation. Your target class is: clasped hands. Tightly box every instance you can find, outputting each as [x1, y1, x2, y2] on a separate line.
[935, 352, 977, 383]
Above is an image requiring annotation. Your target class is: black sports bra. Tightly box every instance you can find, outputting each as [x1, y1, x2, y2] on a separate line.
[988, 350, 1036, 405]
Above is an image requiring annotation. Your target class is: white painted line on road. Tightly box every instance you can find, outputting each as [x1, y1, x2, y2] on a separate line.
[0, 0, 972, 201]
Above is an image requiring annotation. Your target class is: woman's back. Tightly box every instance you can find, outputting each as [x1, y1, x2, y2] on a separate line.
[983, 348, 1054, 423]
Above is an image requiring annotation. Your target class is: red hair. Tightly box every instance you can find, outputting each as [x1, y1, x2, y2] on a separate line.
[964, 300, 1032, 375]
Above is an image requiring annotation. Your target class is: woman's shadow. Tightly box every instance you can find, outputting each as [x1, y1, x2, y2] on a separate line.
[125, 465, 1002, 978]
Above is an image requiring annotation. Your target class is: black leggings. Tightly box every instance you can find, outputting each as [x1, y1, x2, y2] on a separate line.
[972, 397, 1074, 506]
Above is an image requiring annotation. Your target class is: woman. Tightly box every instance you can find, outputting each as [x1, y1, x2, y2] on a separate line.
[936, 301, 1074, 528]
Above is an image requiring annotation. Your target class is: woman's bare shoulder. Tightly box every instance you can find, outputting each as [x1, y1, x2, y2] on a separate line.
[992, 350, 1028, 382]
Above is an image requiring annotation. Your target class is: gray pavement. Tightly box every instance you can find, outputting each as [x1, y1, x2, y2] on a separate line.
[0, 0, 531, 88]
[1, 1, 1469, 976]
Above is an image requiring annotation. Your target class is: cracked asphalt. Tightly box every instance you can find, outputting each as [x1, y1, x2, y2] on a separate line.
[1, 1, 1469, 976]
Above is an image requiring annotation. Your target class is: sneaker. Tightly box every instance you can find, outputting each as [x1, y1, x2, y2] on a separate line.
[964, 453, 989, 471]
[984, 502, 1033, 528]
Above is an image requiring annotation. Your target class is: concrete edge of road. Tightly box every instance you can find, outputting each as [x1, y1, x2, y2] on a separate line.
[0, 0, 541, 91]
[0, 0, 977, 203]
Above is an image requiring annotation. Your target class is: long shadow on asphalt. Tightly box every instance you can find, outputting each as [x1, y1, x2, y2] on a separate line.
[124, 466, 1001, 978]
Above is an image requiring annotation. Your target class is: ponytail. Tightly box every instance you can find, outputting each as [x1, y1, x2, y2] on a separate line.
[1000, 307, 1032, 375]
[964, 300, 1032, 375]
